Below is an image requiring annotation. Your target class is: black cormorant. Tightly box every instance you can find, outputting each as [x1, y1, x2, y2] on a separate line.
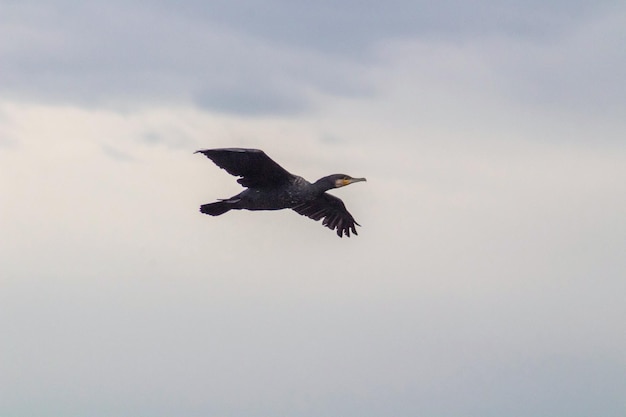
[195, 148, 366, 237]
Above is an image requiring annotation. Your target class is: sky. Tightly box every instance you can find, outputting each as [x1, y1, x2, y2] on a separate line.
[1, 1, 626, 416]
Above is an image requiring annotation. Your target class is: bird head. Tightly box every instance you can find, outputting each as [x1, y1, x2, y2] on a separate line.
[313, 174, 366, 192]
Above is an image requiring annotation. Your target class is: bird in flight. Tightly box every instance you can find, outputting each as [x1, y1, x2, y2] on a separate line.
[195, 148, 366, 237]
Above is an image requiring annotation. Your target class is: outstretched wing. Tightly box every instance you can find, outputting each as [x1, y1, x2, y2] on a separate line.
[292, 193, 361, 238]
[195, 148, 295, 188]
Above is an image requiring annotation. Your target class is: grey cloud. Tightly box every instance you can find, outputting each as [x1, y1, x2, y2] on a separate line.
[194, 87, 307, 116]
[153, 0, 617, 52]
[2, 1, 623, 116]
[488, 10, 626, 122]
[0, 2, 372, 114]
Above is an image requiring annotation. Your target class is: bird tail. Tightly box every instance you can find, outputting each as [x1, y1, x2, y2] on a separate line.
[199, 198, 239, 216]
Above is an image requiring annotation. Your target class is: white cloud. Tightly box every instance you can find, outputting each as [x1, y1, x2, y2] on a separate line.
[2, 89, 625, 415]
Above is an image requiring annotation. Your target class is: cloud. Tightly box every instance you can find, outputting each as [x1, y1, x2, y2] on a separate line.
[0, 122, 18, 148]
[1, 95, 626, 417]
[100, 144, 135, 161]
[193, 79, 310, 116]
[0, 2, 371, 114]
[1, 3, 626, 415]
[346, 6, 626, 147]
[2, 1, 623, 116]
[485, 10, 626, 121]
[151, 0, 617, 51]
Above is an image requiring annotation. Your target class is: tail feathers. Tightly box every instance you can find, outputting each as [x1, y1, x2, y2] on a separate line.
[200, 201, 233, 216]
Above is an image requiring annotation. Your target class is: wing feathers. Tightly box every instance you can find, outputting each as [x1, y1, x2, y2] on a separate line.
[195, 148, 294, 188]
[293, 193, 360, 238]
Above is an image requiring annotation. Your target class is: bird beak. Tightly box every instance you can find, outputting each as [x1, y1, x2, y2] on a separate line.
[346, 177, 367, 185]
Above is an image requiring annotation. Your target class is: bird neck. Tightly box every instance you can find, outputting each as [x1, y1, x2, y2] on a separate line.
[311, 176, 335, 193]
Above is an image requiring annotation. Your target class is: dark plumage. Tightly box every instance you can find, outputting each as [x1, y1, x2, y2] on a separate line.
[195, 148, 366, 237]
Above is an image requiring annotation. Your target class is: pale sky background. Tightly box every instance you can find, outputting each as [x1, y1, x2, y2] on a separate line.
[1, 1, 626, 416]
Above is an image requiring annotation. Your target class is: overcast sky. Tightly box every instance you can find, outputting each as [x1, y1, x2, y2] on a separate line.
[1, 1, 625, 416]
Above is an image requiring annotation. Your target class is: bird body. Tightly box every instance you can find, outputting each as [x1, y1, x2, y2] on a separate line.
[230, 175, 313, 210]
[196, 148, 366, 237]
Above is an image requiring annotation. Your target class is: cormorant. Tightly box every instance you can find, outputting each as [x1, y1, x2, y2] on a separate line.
[195, 148, 366, 237]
